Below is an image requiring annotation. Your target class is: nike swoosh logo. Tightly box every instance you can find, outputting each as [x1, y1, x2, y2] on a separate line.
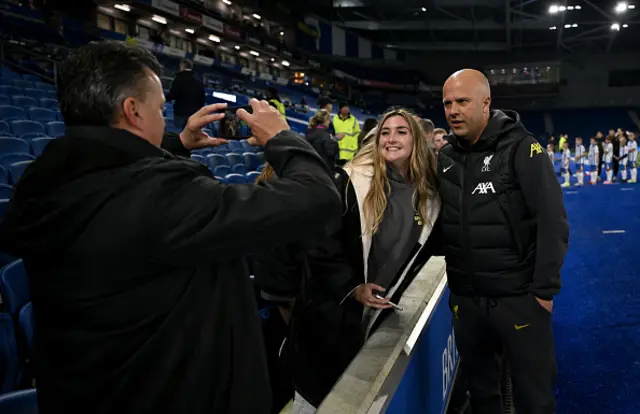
[514, 324, 530, 330]
[443, 165, 452, 173]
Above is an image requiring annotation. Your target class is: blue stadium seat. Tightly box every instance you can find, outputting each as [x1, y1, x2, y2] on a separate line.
[46, 121, 65, 137]
[207, 154, 227, 168]
[10, 161, 32, 184]
[226, 153, 243, 166]
[243, 152, 259, 170]
[22, 74, 40, 82]
[0, 313, 19, 393]
[0, 105, 27, 122]
[215, 175, 226, 183]
[0, 138, 30, 155]
[0, 388, 38, 413]
[213, 165, 231, 176]
[202, 128, 212, 136]
[47, 89, 56, 98]
[228, 141, 244, 152]
[55, 111, 63, 122]
[0, 184, 13, 199]
[0, 120, 11, 136]
[19, 302, 34, 356]
[257, 164, 266, 172]
[10, 121, 46, 140]
[246, 171, 261, 182]
[190, 154, 207, 166]
[0, 94, 8, 105]
[11, 96, 37, 108]
[12, 80, 32, 89]
[0, 259, 29, 317]
[0, 153, 35, 170]
[23, 88, 45, 100]
[0, 166, 7, 185]
[34, 82, 54, 90]
[37, 98, 58, 109]
[0, 86, 20, 97]
[28, 108, 56, 122]
[30, 137, 53, 157]
[232, 164, 248, 175]
[225, 173, 248, 184]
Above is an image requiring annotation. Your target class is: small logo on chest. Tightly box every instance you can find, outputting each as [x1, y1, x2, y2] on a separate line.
[472, 182, 496, 195]
[481, 154, 494, 172]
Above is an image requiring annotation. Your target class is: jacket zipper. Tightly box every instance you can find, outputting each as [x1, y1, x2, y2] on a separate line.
[461, 154, 476, 293]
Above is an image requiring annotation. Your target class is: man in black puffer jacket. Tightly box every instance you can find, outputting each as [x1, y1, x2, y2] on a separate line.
[438, 69, 568, 414]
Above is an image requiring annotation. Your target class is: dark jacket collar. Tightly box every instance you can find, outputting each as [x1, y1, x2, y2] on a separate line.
[66, 126, 169, 160]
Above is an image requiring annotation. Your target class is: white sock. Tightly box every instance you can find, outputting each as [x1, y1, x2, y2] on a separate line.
[564, 173, 570, 184]
[607, 170, 613, 181]
[578, 172, 583, 185]
[632, 168, 637, 181]
[622, 169, 627, 180]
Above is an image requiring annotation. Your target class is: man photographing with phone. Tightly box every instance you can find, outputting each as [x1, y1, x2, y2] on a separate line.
[0, 41, 342, 414]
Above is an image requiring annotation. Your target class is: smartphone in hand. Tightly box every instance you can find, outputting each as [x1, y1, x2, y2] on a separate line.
[219, 105, 253, 140]
[374, 294, 403, 312]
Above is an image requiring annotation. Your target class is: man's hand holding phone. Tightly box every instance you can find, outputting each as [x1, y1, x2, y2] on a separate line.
[353, 283, 393, 310]
[179, 103, 229, 150]
[237, 99, 290, 147]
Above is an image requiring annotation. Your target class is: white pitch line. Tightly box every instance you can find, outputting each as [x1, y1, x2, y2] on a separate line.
[566, 191, 578, 194]
[602, 230, 626, 234]
[621, 188, 634, 191]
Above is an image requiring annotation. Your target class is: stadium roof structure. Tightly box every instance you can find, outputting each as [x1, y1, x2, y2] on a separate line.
[291, 0, 640, 54]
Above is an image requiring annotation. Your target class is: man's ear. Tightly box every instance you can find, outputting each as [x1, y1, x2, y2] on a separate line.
[484, 97, 492, 113]
[121, 97, 140, 127]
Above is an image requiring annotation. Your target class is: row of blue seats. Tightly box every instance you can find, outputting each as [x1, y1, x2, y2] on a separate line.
[191, 152, 264, 170]
[217, 171, 262, 184]
[0, 66, 42, 81]
[0, 86, 56, 100]
[0, 96, 59, 110]
[0, 78, 55, 90]
[0, 107, 61, 124]
[0, 120, 64, 140]
[0, 137, 53, 157]
[0, 158, 32, 185]
[0, 259, 35, 396]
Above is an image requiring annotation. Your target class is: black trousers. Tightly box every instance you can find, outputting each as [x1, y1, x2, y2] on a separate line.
[449, 293, 557, 414]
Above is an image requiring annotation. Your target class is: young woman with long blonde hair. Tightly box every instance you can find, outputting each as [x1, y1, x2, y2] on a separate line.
[286, 108, 442, 412]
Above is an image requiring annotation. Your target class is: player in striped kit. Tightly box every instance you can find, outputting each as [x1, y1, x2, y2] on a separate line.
[628, 132, 638, 183]
[561, 141, 571, 187]
[574, 137, 586, 186]
[588, 137, 600, 185]
[617, 136, 628, 181]
[603, 136, 614, 184]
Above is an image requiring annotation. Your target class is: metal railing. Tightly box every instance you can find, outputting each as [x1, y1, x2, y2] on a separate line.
[0, 38, 58, 84]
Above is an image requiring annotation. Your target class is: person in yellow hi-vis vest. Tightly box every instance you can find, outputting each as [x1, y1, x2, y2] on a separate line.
[332, 102, 360, 165]
[266, 88, 286, 117]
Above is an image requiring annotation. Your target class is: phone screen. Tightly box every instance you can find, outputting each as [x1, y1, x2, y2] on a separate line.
[219, 105, 253, 140]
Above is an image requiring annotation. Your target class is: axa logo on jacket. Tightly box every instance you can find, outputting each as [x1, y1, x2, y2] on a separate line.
[472, 181, 496, 195]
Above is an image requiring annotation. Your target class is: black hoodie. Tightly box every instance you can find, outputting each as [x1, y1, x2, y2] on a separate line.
[0, 126, 342, 414]
[438, 110, 568, 299]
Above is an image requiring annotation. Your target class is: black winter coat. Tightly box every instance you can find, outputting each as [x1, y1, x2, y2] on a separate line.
[305, 126, 338, 168]
[0, 127, 341, 414]
[285, 164, 442, 407]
